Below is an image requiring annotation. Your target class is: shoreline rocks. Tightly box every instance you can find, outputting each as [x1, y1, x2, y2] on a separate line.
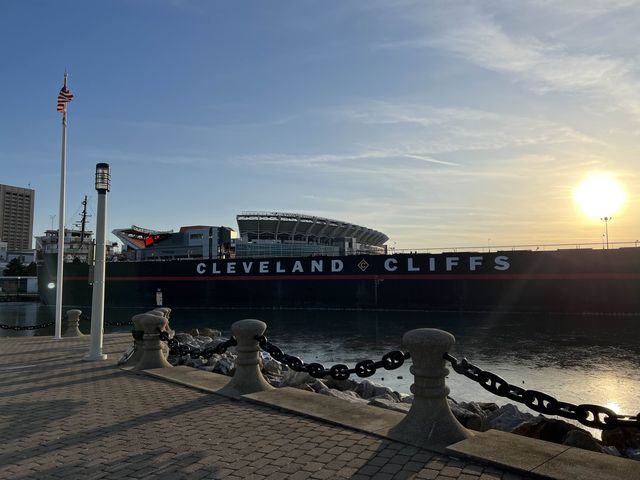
[160, 330, 639, 461]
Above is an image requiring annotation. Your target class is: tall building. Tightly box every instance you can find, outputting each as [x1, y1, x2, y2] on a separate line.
[0, 184, 35, 250]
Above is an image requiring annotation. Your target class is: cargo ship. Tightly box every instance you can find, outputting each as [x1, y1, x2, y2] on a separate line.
[37, 211, 640, 314]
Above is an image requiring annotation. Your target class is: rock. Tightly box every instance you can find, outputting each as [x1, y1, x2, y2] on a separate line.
[601, 426, 640, 451]
[117, 344, 135, 365]
[512, 418, 584, 444]
[319, 388, 367, 404]
[211, 353, 236, 375]
[562, 430, 605, 453]
[190, 328, 200, 336]
[370, 392, 402, 403]
[185, 357, 207, 369]
[200, 328, 221, 338]
[324, 377, 360, 392]
[278, 369, 314, 388]
[448, 400, 483, 431]
[369, 398, 411, 413]
[603, 446, 621, 457]
[401, 394, 414, 404]
[259, 352, 283, 376]
[307, 379, 329, 393]
[354, 379, 401, 401]
[174, 333, 195, 344]
[485, 403, 536, 432]
[623, 448, 640, 461]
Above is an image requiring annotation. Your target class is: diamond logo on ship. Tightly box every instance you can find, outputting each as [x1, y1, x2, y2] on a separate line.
[358, 259, 369, 271]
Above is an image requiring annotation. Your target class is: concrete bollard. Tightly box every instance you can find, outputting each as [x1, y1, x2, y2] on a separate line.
[389, 328, 473, 451]
[133, 313, 173, 370]
[151, 307, 174, 338]
[218, 319, 274, 396]
[62, 309, 84, 337]
[120, 313, 146, 367]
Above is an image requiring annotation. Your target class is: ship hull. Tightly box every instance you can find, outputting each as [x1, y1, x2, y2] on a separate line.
[37, 249, 640, 313]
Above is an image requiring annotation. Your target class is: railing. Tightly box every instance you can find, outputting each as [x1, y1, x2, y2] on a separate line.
[394, 240, 640, 254]
[122, 309, 638, 451]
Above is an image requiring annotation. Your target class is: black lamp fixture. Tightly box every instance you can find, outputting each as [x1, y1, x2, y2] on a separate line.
[95, 163, 111, 193]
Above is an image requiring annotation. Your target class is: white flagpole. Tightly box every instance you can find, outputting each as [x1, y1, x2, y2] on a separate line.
[54, 71, 69, 340]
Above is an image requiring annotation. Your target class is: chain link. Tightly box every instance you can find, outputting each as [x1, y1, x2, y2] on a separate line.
[79, 313, 133, 327]
[158, 330, 237, 358]
[444, 353, 640, 430]
[0, 321, 56, 331]
[255, 335, 410, 381]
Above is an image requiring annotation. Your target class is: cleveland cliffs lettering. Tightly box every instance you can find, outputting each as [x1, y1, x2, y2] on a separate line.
[195, 255, 511, 276]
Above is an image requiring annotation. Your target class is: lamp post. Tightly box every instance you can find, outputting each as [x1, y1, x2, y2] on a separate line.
[601, 216, 612, 250]
[85, 163, 110, 361]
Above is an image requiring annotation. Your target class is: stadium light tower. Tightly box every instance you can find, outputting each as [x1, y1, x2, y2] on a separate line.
[601, 216, 612, 250]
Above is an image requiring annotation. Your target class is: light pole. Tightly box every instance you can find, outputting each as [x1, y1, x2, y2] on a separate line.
[601, 216, 612, 250]
[85, 163, 110, 361]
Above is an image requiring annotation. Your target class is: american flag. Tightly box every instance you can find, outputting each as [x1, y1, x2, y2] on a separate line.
[57, 85, 74, 113]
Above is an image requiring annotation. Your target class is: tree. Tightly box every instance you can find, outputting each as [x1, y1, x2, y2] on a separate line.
[2, 258, 27, 276]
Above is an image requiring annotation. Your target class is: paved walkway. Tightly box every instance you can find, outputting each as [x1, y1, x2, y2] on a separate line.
[0, 334, 530, 480]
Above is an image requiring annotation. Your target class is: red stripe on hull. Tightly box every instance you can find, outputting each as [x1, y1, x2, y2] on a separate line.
[65, 272, 640, 282]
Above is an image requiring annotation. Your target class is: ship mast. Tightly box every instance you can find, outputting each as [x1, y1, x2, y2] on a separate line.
[79, 195, 88, 246]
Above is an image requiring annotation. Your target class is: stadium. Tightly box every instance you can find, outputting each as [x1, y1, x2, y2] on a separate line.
[235, 211, 388, 258]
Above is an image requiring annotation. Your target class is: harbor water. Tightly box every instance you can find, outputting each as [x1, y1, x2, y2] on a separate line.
[1, 302, 639, 428]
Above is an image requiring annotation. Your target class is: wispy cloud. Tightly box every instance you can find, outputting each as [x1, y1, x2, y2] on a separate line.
[375, 2, 640, 118]
[328, 101, 602, 154]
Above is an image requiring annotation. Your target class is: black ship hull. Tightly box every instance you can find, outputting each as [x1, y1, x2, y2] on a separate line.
[38, 249, 640, 314]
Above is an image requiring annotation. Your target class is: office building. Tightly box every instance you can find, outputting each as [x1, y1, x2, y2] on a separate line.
[0, 184, 35, 249]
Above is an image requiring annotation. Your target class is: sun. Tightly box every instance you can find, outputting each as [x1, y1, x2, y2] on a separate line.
[574, 173, 626, 219]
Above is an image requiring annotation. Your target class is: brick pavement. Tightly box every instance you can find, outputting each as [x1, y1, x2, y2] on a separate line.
[0, 334, 533, 480]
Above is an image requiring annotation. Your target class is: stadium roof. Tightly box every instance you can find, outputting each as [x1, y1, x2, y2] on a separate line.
[236, 211, 388, 246]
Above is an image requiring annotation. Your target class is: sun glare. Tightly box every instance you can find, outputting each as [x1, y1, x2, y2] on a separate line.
[574, 173, 626, 219]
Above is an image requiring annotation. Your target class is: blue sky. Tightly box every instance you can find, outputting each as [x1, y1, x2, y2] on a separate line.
[1, 0, 639, 249]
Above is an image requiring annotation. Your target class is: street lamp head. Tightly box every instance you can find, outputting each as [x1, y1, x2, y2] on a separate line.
[95, 163, 111, 193]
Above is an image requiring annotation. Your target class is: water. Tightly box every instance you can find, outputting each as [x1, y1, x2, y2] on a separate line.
[2, 303, 639, 429]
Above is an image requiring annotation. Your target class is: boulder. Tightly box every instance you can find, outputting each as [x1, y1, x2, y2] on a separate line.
[259, 352, 283, 376]
[319, 388, 367, 404]
[512, 418, 584, 444]
[370, 392, 402, 403]
[324, 377, 360, 392]
[369, 398, 411, 413]
[174, 333, 195, 344]
[624, 448, 640, 461]
[200, 328, 221, 338]
[601, 426, 640, 451]
[448, 400, 483, 431]
[485, 403, 536, 432]
[211, 353, 236, 376]
[278, 369, 314, 388]
[354, 379, 401, 401]
[562, 429, 605, 453]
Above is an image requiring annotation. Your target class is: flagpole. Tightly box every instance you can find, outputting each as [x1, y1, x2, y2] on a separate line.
[54, 71, 69, 340]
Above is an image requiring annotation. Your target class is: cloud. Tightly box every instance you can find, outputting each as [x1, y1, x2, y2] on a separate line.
[329, 101, 602, 154]
[374, 2, 640, 118]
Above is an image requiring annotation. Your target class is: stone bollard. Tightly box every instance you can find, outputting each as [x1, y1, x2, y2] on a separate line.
[133, 313, 173, 370]
[119, 314, 146, 367]
[62, 309, 84, 337]
[389, 328, 473, 451]
[151, 307, 174, 338]
[218, 319, 274, 396]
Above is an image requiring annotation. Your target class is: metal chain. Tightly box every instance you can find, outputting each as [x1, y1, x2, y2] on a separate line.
[79, 313, 133, 327]
[158, 330, 237, 358]
[255, 335, 410, 381]
[0, 320, 56, 331]
[104, 320, 134, 327]
[444, 353, 640, 430]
